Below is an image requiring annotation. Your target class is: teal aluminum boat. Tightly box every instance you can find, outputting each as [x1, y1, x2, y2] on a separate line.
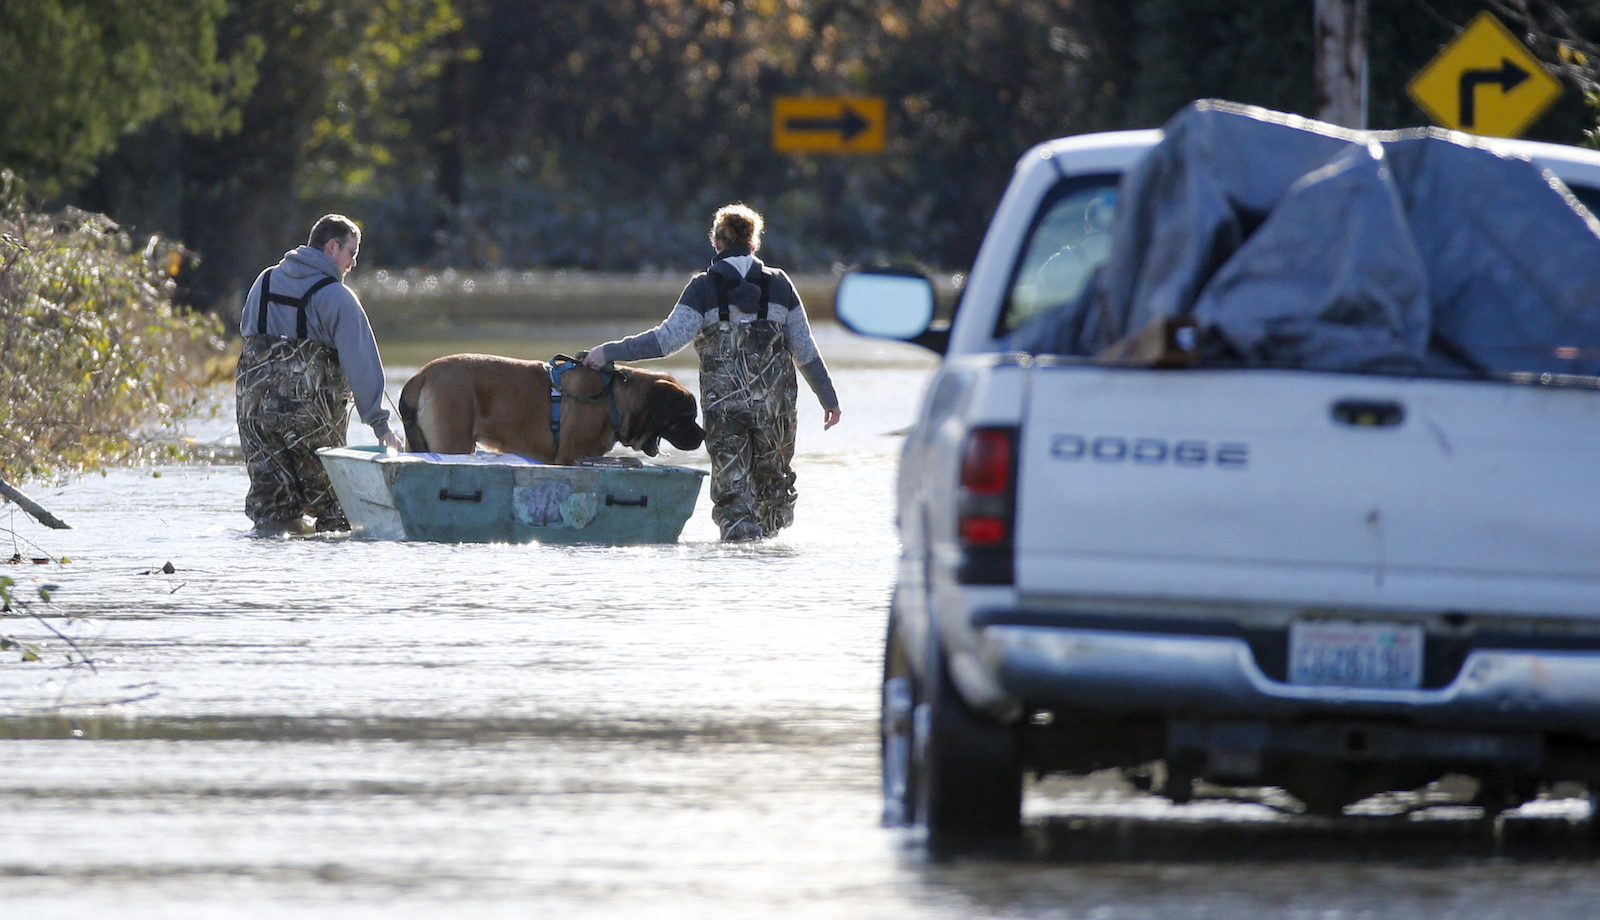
[316, 446, 707, 544]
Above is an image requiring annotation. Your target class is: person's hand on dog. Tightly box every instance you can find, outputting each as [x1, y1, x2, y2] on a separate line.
[823, 407, 841, 430]
[581, 346, 607, 369]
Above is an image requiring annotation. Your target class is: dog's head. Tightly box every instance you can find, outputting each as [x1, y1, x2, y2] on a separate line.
[617, 371, 704, 457]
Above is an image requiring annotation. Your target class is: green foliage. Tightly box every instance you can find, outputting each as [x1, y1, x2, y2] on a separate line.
[1119, 0, 1315, 126]
[397, 0, 1116, 270]
[79, 0, 466, 312]
[285, 0, 464, 200]
[857, 0, 1129, 263]
[65, 0, 1600, 299]
[0, 576, 44, 663]
[0, 177, 231, 482]
[0, 0, 258, 198]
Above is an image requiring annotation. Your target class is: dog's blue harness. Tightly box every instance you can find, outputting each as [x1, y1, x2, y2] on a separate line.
[547, 354, 624, 445]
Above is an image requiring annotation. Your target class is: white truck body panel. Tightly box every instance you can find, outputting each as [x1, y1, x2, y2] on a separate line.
[1014, 366, 1600, 616]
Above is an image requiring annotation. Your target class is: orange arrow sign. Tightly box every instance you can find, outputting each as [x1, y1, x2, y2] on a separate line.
[772, 96, 885, 154]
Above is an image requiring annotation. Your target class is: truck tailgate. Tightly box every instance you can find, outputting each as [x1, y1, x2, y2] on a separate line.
[1014, 366, 1600, 615]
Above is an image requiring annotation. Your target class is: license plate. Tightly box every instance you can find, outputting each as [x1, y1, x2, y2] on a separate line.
[1288, 619, 1423, 690]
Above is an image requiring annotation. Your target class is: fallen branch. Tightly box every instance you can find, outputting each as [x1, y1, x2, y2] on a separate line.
[0, 478, 70, 529]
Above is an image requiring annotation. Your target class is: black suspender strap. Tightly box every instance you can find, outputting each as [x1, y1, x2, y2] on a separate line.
[754, 268, 772, 321]
[296, 277, 338, 340]
[712, 271, 732, 322]
[255, 269, 274, 336]
[706, 264, 773, 321]
[256, 269, 339, 340]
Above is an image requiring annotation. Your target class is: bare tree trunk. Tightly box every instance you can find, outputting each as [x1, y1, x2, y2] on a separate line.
[1314, 0, 1368, 128]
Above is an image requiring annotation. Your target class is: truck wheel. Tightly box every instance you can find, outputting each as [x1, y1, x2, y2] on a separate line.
[913, 645, 1024, 835]
[881, 619, 918, 827]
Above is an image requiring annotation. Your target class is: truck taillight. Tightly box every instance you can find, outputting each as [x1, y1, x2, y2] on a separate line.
[957, 427, 1017, 584]
[960, 516, 1008, 545]
[961, 429, 1012, 497]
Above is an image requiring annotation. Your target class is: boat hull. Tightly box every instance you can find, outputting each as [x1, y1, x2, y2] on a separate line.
[317, 446, 706, 544]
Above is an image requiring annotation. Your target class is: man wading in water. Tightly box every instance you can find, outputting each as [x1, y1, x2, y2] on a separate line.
[235, 214, 402, 535]
[584, 204, 841, 541]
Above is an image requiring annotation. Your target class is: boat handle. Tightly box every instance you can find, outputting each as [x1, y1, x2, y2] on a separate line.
[1331, 399, 1404, 427]
[606, 494, 649, 508]
[438, 488, 483, 502]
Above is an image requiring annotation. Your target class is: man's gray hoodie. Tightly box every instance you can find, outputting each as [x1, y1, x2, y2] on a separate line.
[238, 246, 392, 439]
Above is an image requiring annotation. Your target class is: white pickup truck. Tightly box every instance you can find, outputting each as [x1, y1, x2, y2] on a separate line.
[835, 101, 1600, 835]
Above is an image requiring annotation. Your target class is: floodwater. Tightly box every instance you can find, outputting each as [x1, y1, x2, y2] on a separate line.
[5, 323, 1600, 919]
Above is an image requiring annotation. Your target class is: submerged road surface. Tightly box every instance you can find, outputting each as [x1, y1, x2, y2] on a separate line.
[3, 327, 1600, 918]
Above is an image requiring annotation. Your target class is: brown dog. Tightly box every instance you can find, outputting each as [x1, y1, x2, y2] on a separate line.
[397, 354, 704, 465]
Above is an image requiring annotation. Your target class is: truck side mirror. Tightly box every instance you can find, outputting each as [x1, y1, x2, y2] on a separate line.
[834, 269, 946, 353]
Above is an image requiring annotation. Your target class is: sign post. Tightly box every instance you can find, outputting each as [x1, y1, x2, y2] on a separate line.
[1407, 11, 1561, 137]
[772, 96, 886, 154]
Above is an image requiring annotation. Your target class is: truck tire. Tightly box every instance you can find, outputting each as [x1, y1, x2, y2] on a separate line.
[881, 619, 918, 827]
[913, 643, 1024, 835]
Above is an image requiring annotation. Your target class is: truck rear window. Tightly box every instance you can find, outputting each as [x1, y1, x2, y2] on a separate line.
[996, 175, 1119, 338]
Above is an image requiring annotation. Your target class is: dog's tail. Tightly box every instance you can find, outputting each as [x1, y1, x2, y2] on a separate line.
[397, 379, 427, 454]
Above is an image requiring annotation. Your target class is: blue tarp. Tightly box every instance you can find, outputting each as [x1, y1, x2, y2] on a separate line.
[1010, 100, 1600, 377]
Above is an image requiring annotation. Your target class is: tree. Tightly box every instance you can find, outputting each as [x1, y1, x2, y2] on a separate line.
[0, 0, 256, 198]
[66, 0, 1600, 299]
[425, 0, 1117, 271]
[76, 0, 462, 310]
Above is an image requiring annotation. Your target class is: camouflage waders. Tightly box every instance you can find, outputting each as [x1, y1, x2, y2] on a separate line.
[695, 319, 799, 540]
[235, 335, 353, 530]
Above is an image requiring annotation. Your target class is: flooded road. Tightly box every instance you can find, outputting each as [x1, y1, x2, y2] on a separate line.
[5, 324, 1600, 918]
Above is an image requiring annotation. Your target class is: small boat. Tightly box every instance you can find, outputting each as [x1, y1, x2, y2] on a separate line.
[316, 446, 707, 544]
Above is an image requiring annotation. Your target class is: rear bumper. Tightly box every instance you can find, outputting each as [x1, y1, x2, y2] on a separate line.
[985, 624, 1600, 735]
